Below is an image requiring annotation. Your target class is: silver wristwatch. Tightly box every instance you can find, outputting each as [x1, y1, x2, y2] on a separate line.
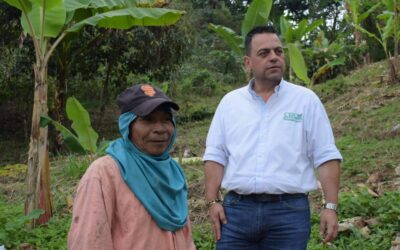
[323, 203, 338, 212]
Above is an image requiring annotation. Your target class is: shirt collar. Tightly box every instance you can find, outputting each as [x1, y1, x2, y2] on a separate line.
[247, 78, 284, 99]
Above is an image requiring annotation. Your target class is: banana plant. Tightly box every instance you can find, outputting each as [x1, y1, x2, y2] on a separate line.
[3, 0, 184, 227]
[309, 31, 346, 85]
[40, 97, 109, 155]
[279, 16, 324, 86]
[378, 0, 399, 55]
[344, 0, 382, 46]
[208, 0, 273, 58]
[352, 0, 399, 82]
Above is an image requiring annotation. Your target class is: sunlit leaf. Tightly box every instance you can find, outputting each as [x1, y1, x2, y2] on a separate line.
[208, 23, 243, 56]
[3, 0, 32, 11]
[67, 7, 184, 32]
[40, 115, 86, 154]
[288, 43, 310, 85]
[20, 0, 66, 38]
[241, 0, 272, 37]
[67, 97, 98, 153]
[279, 16, 293, 43]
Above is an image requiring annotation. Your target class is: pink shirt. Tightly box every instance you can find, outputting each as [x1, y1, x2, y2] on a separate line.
[68, 156, 196, 250]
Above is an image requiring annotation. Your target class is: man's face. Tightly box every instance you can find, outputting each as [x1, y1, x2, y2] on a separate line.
[130, 107, 174, 156]
[244, 33, 286, 84]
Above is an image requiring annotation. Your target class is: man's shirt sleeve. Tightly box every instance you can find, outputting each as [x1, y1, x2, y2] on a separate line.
[203, 100, 228, 167]
[305, 93, 343, 168]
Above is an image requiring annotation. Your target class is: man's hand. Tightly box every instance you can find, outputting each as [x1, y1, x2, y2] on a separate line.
[208, 203, 227, 241]
[320, 209, 338, 242]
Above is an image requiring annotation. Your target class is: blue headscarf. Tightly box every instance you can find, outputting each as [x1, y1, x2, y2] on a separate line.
[106, 111, 188, 232]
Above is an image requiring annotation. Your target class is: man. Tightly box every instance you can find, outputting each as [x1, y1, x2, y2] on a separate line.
[203, 26, 342, 249]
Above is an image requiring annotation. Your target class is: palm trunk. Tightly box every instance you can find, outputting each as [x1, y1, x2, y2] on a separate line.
[25, 62, 52, 228]
[388, 57, 399, 84]
[53, 63, 67, 152]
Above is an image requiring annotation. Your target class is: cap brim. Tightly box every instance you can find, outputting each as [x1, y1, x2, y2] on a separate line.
[132, 98, 179, 117]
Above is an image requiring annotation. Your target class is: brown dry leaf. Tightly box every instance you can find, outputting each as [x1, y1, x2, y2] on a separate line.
[67, 195, 74, 208]
[395, 166, 400, 176]
[347, 216, 366, 229]
[365, 217, 379, 226]
[367, 188, 380, 197]
[391, 233, 400, 250]
[360, 226, 371, 237]
[338, 222, 354, 232]
[367, 172, 383, 185]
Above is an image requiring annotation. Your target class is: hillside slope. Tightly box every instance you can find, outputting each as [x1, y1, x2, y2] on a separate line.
[0, 60, 399, 249]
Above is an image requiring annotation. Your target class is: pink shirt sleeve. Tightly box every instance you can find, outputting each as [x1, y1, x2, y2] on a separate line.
[68, 175, 114, 249]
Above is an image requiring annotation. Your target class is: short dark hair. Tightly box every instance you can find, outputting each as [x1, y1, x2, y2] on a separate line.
[244, 25, 278, 55]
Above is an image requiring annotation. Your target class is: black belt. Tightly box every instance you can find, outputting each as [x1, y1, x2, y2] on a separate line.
[227, 191, 307, 202]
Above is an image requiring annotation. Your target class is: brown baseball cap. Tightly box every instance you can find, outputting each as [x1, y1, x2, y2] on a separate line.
[117, 84, 179, 116]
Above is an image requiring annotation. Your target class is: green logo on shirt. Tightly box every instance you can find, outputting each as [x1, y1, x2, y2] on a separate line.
[284, 112, 303, 122]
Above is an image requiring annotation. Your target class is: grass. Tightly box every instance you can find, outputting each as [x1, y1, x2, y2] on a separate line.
[1, 60, 400, 249]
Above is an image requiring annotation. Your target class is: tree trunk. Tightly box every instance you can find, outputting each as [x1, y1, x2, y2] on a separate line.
[209, 0, 218, 9]
[388, 57, 399, 84]
[394, 2, 399, 58]
[52, 63, 67, 152]
[98, 58, 114, 127]
[25, 62, 52, 228]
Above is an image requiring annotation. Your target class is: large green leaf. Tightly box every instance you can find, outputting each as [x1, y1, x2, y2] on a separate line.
[311, 57, 345, 85]
[39, 115, 86, 154]
[382, 0, 395, 11]
[31, 0, 62, 9]
[355, 24, 383, 47]
[20, 0, 66, 38]
[97, 140, 111, 155]
[294, 19, 308, 41]
[279, 16, 293, 43]
[64, 0, 136, 12]
[4, 0, 32, 11]
[241, 0, 272, 37]
[64, 0, 91, 12]
[67, 7, 184, 32]
[348, 0, 360, 23]
[89, 0, 136, 9]
[381, 16, 394, 41]
[66, 97, 98, 153]
[293, 19, 323, 41]
[359, 2, 382, 22]
[287, 43, 310, 85]
[302, 19, 323, 38]
[208, 23, 243, 56]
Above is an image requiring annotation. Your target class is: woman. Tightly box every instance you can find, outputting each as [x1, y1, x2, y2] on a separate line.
[68, 84, 196, 250]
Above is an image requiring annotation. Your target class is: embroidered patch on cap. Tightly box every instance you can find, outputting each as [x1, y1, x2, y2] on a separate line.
[141, 84, 156, 97]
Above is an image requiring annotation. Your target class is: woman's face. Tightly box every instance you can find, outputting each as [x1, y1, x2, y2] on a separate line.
[130, 107, 174, 156]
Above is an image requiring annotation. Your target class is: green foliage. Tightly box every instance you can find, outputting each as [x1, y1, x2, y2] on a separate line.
[241, 0, 272, 37]
[279, 16, 324, 85]
[61, 155, 92, 180]
[40, 97, 108, 155]
[208, 0, 273, 58]
[68, 7, 185, 32]
[67, 97, 99, 152]
[0, 201, 44, 249]
[287, 43, 311, 84]
[208, 23, 243, 56]
[192, 224, 215, 250]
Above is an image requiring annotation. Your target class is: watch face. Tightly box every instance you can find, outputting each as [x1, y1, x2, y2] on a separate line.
[325, 203, 337, 211]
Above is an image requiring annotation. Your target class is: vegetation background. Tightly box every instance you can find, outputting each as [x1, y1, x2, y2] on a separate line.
[0, 0, 399, 249]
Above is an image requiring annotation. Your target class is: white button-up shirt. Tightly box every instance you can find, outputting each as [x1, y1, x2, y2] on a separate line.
[203, 79, 342, 194]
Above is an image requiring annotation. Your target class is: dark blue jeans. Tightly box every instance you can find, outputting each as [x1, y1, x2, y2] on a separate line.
[216, 192, 311, 250]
